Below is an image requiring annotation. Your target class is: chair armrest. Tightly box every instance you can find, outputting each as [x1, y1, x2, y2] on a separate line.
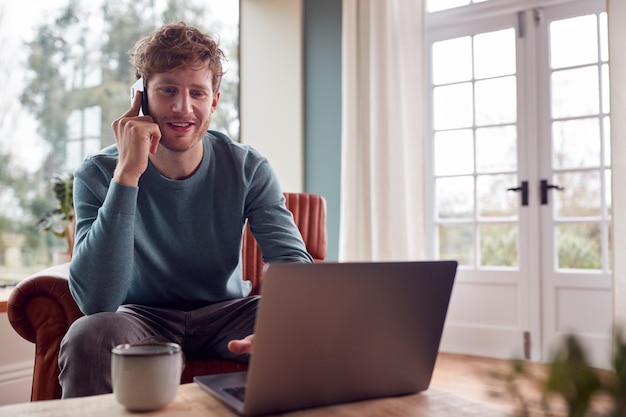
[8, 262, 83, 343]
[7, 262, 83, 401]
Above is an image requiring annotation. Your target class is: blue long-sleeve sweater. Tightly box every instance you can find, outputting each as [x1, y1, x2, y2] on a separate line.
[69, 130, 313, 314]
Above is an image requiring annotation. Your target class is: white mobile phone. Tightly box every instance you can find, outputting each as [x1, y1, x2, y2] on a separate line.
[130, 77, 150, 116]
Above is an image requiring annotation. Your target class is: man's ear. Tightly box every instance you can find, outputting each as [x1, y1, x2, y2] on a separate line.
[211, 91, 221, 112]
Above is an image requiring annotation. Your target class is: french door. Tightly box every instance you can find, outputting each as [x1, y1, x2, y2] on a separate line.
[426, 0, 612, 367]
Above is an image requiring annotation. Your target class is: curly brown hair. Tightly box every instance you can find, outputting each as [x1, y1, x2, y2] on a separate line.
[130, 22, 225, 92]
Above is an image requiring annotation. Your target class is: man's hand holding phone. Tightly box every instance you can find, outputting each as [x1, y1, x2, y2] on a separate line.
[111, 89, 161, 187]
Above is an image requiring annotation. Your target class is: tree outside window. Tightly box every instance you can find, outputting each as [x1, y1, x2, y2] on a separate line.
[0, 0, 240, 285]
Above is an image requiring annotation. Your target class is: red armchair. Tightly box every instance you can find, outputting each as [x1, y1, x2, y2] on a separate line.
[8, 192, 327, 401]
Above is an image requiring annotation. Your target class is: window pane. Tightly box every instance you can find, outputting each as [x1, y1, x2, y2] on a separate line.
[550, 14, 598, 69]
[433, 83, 473, 130]
[434, 130, 474, 176]
[67, 138, 102, 170]
[67, 110, 83, 140]
[476, 126, 517, 173]
[552, 118, 601, 169]
[475, 76, 517, 126]
[554, 172, 601, 218]
[438, 224, 474, 266]
[551, 67, 599, 118]
[432, 37, 472, 85]
[477, 174, 517, 218]
[84, 106, 102, 138]
[436, 176, 474, 219]
[474, 28, 515, 79]
[479, 223, 518, 267]
[556, 223, 601, 270]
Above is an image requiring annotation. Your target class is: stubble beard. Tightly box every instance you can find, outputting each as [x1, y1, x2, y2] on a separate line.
[157, 117, 210, 153]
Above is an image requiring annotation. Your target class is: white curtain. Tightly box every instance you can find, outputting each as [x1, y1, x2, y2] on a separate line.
[609, 0, 626, 327]
[339, 0, 426, 261]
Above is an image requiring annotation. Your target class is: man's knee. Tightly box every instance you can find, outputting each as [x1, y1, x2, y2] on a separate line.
[59, 312, 125, 398]
[61, 312, 125, 356]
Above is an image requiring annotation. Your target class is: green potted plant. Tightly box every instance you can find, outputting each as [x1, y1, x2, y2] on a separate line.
[493, 331, 626, 417]
[36, 172, 74, 263]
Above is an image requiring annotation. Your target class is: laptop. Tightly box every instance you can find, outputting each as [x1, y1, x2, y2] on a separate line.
[194, 260, 457, 416]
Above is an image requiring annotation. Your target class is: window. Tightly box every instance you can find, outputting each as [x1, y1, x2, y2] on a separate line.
[0, 0, 240, 286]
[427, 0, 610, 271]
[427, 0, 612, 367]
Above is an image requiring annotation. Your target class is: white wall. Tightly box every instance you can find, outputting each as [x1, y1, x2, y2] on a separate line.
[0, 312, 34, 405]
[240, 0, 305, 193]
[610, 0, 626, 329]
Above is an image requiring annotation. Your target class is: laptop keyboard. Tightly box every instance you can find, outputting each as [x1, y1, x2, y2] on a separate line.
[223, 386, 246, 401]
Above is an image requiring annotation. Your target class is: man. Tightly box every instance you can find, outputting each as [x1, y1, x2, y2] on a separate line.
[58, 22, 313, 398]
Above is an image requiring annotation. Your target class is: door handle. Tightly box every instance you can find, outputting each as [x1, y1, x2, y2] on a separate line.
[507, 181, 528, 206]
[540, 179, 564, 205]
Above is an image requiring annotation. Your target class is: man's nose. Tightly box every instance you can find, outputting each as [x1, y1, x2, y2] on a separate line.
[172, 93, 192, 113]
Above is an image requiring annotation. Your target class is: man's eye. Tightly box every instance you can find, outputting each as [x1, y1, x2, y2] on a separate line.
[162, 87, 176, 94]
[191, 91, 206, 98]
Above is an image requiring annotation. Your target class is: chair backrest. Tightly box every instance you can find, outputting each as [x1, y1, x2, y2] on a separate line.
[241, 192, 327, 295]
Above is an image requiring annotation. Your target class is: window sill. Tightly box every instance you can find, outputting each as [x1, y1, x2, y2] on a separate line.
[0, 287, 14, 313]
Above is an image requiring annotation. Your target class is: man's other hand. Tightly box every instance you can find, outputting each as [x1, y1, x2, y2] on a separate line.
[228, 334, 254, 355]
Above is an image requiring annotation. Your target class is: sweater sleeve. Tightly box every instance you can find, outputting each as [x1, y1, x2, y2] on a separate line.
[69, 160, 138, 314]
[244, 159, 314, 265]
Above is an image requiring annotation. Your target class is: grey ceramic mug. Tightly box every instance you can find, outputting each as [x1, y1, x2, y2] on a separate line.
[111, 342, 184, 411]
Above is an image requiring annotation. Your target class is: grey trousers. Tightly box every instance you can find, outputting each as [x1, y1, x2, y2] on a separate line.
[58, 296, 259, 398]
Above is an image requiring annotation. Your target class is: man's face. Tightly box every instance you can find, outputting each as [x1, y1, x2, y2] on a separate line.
[147, 66, 220, 153]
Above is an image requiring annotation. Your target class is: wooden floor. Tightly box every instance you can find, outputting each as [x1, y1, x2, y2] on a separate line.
[430, 353, 566, 417]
